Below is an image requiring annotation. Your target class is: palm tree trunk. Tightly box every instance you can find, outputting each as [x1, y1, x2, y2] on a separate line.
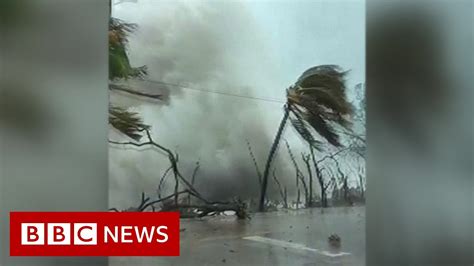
[302, 154, 314, 207]
[310, 146, 327, 207]
[258, 105, 290, 212]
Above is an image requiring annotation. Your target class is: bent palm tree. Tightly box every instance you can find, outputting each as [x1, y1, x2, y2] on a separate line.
[258, 65, 353, 211]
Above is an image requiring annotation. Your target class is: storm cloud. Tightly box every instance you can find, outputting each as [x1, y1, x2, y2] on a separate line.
[109, 0, 365, 209]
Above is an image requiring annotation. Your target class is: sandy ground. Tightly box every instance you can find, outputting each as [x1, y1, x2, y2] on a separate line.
[110, 206, 365, 266]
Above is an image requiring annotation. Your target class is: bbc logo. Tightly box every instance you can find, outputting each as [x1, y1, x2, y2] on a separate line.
[21, 223, 97, 245]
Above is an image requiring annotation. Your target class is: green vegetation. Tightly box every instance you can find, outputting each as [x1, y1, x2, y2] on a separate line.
[108, 17, 152, 140]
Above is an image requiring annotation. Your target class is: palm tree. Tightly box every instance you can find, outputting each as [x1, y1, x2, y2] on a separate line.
[258, 65, 353, 211]
[108, 17, 158, 140]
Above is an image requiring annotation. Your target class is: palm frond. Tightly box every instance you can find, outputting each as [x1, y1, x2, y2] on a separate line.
[294, 86, 352, 115]
[290, 118, 324, 150]
[289, 107, 323, 150]
[109, 18, 137, 47]
[291, 105, 341, 147]
[287, 65, 354, 147]
[109, 18, 148, 80]
[109, 105, 150, 141]
[296, 65, 347, 90]
[303, 112, 340, 146]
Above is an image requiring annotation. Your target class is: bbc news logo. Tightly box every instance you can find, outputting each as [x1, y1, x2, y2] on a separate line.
[10, 212, 180, 256]
[21, 223, 98, 245]
[20, 223, 168, 246]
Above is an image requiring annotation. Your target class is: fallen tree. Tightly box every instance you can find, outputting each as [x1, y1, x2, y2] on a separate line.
[161, 201, 249, 219]
[109, 128, 250, 219]
[110, 190, 249, 219]
[110, 128, 202, 206]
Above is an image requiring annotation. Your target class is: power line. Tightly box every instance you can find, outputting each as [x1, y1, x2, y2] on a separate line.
[143, 79, 286, 104]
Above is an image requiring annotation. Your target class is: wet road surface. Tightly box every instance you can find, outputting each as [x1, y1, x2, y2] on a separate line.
[110, 206, 365, 266]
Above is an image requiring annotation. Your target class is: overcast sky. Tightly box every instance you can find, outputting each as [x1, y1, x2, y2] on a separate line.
[110, 0, 365, 208]
[245, 0, 365, 89]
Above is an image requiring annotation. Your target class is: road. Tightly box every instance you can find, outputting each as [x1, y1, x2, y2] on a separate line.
[110, 206, 365, 266]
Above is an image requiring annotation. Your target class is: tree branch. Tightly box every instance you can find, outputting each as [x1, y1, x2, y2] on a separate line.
[188, 161, 200, 204]
[285, 140, 308, 204]
[316, 146, 351, 164]
[246, 139, 262, 187]
[109, 128, 208, 203]
[157, 165, 173, 199]
[272, 168, 287, 208]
